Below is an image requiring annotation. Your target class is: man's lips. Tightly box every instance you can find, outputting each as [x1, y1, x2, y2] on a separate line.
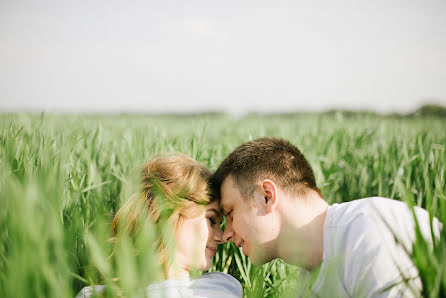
[235, 240, 244, 248]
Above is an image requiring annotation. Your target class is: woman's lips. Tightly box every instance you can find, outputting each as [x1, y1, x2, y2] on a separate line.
[206, 247, 216, 255]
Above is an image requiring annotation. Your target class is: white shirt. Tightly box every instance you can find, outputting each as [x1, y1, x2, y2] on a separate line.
[309, 197, 442, 298]
[76, 272, 242, 298]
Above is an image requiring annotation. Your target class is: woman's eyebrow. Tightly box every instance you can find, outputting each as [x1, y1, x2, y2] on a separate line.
[219, 202, 229, 215]
[207, 208, 222, 217]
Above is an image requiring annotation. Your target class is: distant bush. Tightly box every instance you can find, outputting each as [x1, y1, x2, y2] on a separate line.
[414, 104, 446, 117]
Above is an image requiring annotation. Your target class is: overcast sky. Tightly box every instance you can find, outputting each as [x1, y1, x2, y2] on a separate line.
[1, 0, 445, 114]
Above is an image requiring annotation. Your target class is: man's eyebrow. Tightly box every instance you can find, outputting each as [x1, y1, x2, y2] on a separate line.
[207, 208, 222, 217]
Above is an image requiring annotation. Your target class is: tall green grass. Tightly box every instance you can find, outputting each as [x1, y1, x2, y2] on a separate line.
[0, 113, 445, 297]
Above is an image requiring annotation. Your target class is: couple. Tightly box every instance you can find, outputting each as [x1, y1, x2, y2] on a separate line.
[78, 137, 441, 297]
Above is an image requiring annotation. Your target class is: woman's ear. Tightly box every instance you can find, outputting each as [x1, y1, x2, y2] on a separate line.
[261, 179, 278, 213]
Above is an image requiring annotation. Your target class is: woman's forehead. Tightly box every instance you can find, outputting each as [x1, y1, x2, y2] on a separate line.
[206, 201, 222, 215]
[206, 200, 219, 208]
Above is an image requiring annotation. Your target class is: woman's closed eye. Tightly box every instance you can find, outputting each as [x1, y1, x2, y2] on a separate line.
[207, 216, 217, 225]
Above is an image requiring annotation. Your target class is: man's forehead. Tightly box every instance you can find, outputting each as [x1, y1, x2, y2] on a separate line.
[220, 176, 241, 209]
[220, 176, 238, 195]
[219, 198, 229, 212]
[219, 181, 232, 211]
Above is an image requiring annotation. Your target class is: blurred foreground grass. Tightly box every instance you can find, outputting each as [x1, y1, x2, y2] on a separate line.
[0, 113, 445, 297]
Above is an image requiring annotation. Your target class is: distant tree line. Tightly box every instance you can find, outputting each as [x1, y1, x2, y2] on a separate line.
[307, 103, 446, 118]
[247, 103, 446, 119]
[412, 104, 446, 117]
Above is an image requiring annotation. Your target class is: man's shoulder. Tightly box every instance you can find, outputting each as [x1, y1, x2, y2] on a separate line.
[326, 197, 390, 227]
[325, 196, 440, 261]
[327, 197, 415, 225]
[320, 197, 439, 298]
[330, 196, 405, 210]
[324, 197, 420, 255]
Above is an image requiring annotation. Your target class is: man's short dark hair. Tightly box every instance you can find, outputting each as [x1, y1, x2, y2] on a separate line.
[211, 137, 321, 199]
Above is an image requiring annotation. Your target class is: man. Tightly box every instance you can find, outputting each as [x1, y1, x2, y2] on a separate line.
[210, 137, 441, 297]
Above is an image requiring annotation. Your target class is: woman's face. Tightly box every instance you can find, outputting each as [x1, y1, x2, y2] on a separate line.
[175, 201, 223, 271]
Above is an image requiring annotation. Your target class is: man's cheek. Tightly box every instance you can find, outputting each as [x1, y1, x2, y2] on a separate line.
[231, 219, 238, 234]
[234, 218, 244, 235]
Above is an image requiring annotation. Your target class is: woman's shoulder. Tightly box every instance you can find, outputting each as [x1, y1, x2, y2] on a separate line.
[75, 285, 106, 298]
[196, 272, 243, 296]
[199, 271, 240, 283]
[76, 273, 243, 298]
[145, 272, 242, 297]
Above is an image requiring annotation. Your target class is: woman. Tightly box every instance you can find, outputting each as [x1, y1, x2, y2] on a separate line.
[77, 153, 242, 297]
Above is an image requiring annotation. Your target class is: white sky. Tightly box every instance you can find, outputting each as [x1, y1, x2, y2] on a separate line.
[1, 0, 445, 114]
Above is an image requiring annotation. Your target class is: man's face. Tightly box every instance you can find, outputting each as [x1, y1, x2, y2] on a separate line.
[220, 176, 277, 265]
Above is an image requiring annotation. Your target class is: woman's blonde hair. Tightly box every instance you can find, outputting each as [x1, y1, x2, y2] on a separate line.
[111, 153, 213, 277]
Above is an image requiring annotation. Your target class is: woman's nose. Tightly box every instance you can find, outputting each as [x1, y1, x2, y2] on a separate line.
[214, 226, 224, 244]
[223, 222, 234, 243]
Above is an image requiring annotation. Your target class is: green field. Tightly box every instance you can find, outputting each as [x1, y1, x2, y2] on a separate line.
[1, 113, 445, 297]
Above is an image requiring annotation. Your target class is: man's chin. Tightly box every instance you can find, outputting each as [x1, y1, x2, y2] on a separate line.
[247, 255, 268, 266]
[247, 249, 272, 266]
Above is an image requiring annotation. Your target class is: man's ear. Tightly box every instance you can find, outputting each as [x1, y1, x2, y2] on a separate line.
[261, 179, 278, 213]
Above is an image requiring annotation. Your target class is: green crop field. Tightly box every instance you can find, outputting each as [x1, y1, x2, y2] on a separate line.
[1, 113, 445, 297]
